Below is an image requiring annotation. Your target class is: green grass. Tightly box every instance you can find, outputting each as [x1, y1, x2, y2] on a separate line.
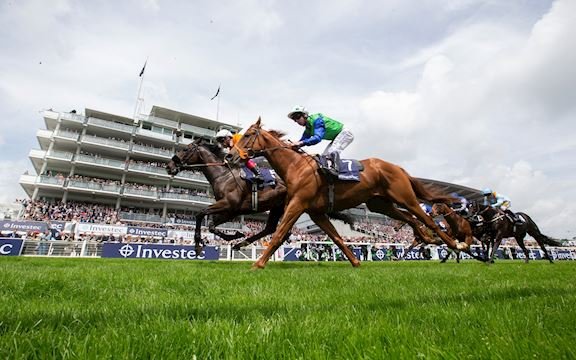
[0, 258, 575, 359]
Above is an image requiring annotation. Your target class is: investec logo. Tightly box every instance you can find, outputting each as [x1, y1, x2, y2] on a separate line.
[127, 228, 166, 237]
[118, 244, 205, 260]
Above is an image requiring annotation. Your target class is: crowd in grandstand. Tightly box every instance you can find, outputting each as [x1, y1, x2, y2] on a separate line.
[10, 198, 561, 249]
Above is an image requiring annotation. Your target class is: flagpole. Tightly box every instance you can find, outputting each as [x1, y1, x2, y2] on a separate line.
[133, 59, 147, 122]
[216, 91, 220, 121]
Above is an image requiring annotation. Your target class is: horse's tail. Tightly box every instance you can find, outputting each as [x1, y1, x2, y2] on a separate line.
[519, 212, 563, 247]
[327, 212, 356, 230]
[405, 171, 456, 204]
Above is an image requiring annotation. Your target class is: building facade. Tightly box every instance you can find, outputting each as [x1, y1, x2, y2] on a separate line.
[19, 106, 242, 225]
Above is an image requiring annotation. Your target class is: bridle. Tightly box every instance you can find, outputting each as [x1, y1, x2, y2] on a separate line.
[232, 128, 291, 160]
[170, 143, 226, 173]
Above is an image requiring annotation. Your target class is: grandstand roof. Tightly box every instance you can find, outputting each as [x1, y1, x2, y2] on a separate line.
[417, 178, 484, 203]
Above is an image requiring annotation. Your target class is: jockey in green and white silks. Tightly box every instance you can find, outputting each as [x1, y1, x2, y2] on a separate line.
[287, 105, 354, 156]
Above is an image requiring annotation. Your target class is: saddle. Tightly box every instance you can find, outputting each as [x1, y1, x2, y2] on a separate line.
[240, 167, 277, 188]
[314, 153, 364, 182]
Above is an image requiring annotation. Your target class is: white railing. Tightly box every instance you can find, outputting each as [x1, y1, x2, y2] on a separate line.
[82, 134, 130, 149]
[10, 239, 576, 262]
[132, 143, 172, 157]
[87, 117, 133, 133]
[76, 154, 126, 169]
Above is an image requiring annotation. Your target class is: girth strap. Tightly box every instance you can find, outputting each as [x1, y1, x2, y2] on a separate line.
[251, 182, 258, 211]
[328, 183, 335, 213]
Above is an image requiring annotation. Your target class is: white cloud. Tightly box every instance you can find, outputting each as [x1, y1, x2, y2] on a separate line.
[0, 0, 573, 238]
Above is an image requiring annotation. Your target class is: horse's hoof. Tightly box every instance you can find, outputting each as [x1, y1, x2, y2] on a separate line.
[456, 242, 469, 251]
[351, 260, 361, 268]
[251, 262, 265, 270]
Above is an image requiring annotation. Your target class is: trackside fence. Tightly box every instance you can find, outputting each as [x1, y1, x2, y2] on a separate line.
[2, 238, 575, 262]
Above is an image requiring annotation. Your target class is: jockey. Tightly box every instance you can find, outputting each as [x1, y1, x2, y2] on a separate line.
[450, 192, 470, 217]
[216, 129, 263, 182]
[420, 202, 447, 231]
[482, 188, 521, 224]
[287, 105, 354, 176]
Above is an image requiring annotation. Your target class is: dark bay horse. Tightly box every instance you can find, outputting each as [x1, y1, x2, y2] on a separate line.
[474, 205, 561, 263]
[227, 118, 478, 269]
[166, 138, 354, 253]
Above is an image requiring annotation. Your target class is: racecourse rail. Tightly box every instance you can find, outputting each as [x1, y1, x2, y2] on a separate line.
[2, 238, 575, 262]
[1, 219, 574, 261]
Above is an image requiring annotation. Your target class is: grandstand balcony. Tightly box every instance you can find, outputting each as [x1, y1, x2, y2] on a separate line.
[160, 192, 214, 205]
[126, 162, 170, 179]
[137, 114, 178, 129]
[67, 179, 122, 195]
[75, 154, 126, 171]
[131, 143, 172, 160]
[180, 122, 216, 138]
[43, 110, 85, 130]
[81, 134, 130, 151]
[119, 211, 163, 223]
[173, 171, 208, 183]
[123, 187, 159, 200]
[135, 127, 175, 144]
[87, 116, 133, 134]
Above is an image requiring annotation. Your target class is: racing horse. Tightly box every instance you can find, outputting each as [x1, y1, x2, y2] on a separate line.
[430, 203, 477, 263]
[473, 204, 561, 263]
[166, 137, 355, 253]
[227, 118, 479, 269]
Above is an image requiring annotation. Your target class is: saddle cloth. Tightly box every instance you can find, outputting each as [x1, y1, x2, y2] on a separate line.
[241, 167, 277, 188]
[316, 155, 364, 182]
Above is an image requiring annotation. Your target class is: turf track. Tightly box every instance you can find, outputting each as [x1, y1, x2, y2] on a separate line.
[1, 258, 575, 359]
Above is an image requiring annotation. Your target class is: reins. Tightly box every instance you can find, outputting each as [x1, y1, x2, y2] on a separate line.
[178, 162, 226, 171]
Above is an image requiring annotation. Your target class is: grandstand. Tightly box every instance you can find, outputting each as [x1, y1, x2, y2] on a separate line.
[18, 106, 242, 225]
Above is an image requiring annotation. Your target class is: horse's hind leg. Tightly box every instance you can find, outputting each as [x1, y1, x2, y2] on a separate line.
[365, 198, 439, 246]
[515, 236, 530, 264]
[309, 212, 361, 267]
[534, 237, 554, 263]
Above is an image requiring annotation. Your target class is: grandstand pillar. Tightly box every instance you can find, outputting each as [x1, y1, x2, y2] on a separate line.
[31, 187, 39, 201]
[161, 203, 168, 223]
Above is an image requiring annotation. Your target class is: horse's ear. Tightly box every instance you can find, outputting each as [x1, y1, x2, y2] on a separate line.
[256, 117, 262, 127]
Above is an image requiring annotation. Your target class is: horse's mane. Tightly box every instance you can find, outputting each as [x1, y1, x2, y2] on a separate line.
[192, 137, 227, 159]
[268, 129, 286, 139]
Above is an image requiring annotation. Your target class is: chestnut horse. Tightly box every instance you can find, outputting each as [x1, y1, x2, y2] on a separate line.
[166, 137, 354, 253]
[431, 203, 476, 263]
[227, 118, 477, 269]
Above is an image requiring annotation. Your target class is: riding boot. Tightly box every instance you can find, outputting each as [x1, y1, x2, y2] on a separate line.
[252, 164, 264, 183]
[506, 209, 520, 224]
[329, 152, 340, 177]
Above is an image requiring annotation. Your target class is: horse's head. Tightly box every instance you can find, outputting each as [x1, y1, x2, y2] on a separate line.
[431, 203, 451, 217]
[225, 118, 263, 165]
[166, 138, 223, 175]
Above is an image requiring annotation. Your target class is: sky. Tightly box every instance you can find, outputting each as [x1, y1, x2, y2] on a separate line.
[0, 0, 574, 238]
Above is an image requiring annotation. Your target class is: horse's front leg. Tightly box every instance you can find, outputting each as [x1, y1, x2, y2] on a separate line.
[252, 201, 304, 269]
[194, 209, 208, 255]
[490, 232, 505, 264]
[209, 212, 245, 241]
[233, 206, 286, 250]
